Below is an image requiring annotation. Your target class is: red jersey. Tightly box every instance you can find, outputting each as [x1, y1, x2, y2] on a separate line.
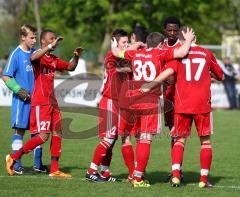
[101, 51, 129, 100]
[166, 45, 223, 114]
[124, 48, 174, 93]
[31, 54, 69, 106]
[163, 39, 181, 50]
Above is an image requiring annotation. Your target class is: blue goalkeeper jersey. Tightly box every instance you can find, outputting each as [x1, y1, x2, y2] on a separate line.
[3, 45, 35, 129]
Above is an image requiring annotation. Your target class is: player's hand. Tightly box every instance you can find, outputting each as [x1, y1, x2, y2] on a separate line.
[74, 47, 84, 57]
[16, 88, 31, 102]
[51, 36, 64, 48]
[111, 37, 118, 49]
[182, 27, 195, 42]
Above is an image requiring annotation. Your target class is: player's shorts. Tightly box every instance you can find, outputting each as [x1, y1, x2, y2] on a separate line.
[118, 109, 139, 137]
[98, 97, 119, 139]
[170, 112, 213, 138]
[30, 105, 62, 134]
[11, 97, 31, 130]
[130, 98, 162, 135]
[163, 84, 175, 129]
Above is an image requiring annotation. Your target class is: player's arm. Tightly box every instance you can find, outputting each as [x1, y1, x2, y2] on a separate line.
[67, 47, 84, 71]
[2, 76, 30, 102]
[140, 68, 175, 93]
[173, 27, 195, 58]
[209, 54, 225, 81]
[30, 37, 64, 62]
[116, 67, 132, 73]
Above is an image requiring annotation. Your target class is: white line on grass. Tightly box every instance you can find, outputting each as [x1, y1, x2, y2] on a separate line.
[186, 183, 240, 190]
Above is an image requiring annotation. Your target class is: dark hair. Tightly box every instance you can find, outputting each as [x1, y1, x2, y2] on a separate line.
[20, 24, 37, 37]
[178, 26, 193, 41]
[132, 26, 149, 43]
[163, 16, 181, 29]
[146, 32, 165, 48]
[112, 28, 128, 42]
[40, 29, 56, 41]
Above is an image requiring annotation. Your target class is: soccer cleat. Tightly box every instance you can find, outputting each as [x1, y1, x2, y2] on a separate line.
[167, 171, 184, 182]
[198, 181, 213, 188]
[170, 177, 181, 187]
[132, 180, 150, 188]
[14, 166, 24, 175]
[127, 175, 134, 183]
[101, 175, 117, 182]
[85, 172, 106, 183]
[33, 165, 49, 173]
[49, 171, 72, 178]
[6, 154, 15, 176]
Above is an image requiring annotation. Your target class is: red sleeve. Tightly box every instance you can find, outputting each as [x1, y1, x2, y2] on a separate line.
[124, 50, 135, 61]
[156, 49, 174, 63]
[104, 52, 116, 69]
[164, 60, 178, 72]
[209, 52, 223, 80]
[56, 57, 69, 71]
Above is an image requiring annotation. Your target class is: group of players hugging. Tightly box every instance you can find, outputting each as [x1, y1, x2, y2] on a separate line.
[3, 16, 223, 188]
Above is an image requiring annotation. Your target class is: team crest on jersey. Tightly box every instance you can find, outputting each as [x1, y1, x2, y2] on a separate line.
[26, 64, 33, 72]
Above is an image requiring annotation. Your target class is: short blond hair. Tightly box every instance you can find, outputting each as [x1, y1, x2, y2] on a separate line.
[20, 24, 37, 37]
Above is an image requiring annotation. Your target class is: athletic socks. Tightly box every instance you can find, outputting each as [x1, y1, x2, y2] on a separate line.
[11, 135, 45, 161]
[172, 140, 184, 179]
[121, 144, 135, 177]
[12, 134, 23, 170]
[200, 142, 212, 183]
[134, 140, 151, 182]
[87, 140, 111, 174]
[31, 133, 43, 169]
[50, 135, 62, 173]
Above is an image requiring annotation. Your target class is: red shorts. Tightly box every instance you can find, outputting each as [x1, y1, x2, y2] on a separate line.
[170, 113, 213, 138]
[118, 109, 139, 137]
[164, 85, 175, 129]
[30, 105, 62, 134]
[130, 99, 162, 135]
[98, 97, 119, 139]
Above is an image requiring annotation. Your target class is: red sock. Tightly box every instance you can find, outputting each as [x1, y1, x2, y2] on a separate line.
[121, 144, 135, 177]
[200, 142, 212, 183]
[172, 140, 184, 179]
[50, 135, 62, 173]
[101, 147, 113, 178]
[134, 140, 151, 182]
[87, 140, 111, 174]
[11, 135, 45, 161]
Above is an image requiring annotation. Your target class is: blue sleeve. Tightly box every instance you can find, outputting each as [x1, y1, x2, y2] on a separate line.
[3, 50, 18, 77]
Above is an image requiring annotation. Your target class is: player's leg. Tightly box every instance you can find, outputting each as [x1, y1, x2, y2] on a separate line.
[132, 133, 151, 188]
[12, 128, 25, 174]
[86, 97, 118, 182]
[6, 132, 48, 176]
[194, 113, 213, 188]
[31, 133, 48, 173]
[170, 113, 192, 187]
[119, 110, 136, 182]
[48, 106, 71, 178]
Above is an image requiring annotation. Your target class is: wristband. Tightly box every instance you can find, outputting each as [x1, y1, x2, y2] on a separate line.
[5, 78, 21, 94]
[119, 50, 125, 59]
[48, 44, 53, 49]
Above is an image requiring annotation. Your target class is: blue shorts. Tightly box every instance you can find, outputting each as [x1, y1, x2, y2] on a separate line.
[11, 95, 31, 130]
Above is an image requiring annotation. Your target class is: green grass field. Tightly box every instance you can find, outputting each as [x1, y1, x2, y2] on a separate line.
[0, 107, 240, 197]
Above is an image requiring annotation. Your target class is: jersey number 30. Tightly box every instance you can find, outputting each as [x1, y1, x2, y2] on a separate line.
[133, 60, 156, 81]
[182, 58, 206, 81]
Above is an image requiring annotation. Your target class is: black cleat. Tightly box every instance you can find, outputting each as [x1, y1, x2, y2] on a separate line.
[33, 165, 49, 173]
[86, 172, 106, 183]
[101, 175, 117, 182]
[14, 166, 24, 175]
